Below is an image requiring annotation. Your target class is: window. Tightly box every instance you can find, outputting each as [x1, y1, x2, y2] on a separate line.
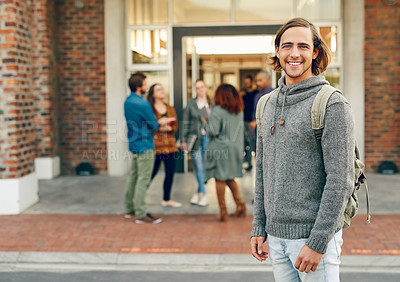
[129, 29, 168, 64]
[126, 1, 172, 103]
[319, 26, 338, 65]
[127, 0, 169, 25]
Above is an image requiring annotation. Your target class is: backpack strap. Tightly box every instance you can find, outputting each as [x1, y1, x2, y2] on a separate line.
[311, 85, 342, 140]
[255, 89, 279, 137]
[355, 143, 371, 224]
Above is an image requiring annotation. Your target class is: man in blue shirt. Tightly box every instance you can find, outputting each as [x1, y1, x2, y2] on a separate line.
[124, 72, 162, 224]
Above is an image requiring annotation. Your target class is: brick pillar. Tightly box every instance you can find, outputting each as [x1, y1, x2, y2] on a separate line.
[364, 0, 400, 172]
[32, 0, 60, 179]
[55, 0, 107, 174]
[0, 0, 38, 214]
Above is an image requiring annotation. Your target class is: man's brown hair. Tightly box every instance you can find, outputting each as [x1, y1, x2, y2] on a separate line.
[270, 18, 331, 76]
[128, 72, 146, 92]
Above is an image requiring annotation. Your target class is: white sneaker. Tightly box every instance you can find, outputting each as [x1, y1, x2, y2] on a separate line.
[190, 193, 199, 205]
[197, 194, 209, 207]
[162, 200, 183, 207]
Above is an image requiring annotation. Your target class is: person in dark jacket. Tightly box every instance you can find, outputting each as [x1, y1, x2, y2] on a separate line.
[241, 75, 258, 171]
[180, 79, 213, 207]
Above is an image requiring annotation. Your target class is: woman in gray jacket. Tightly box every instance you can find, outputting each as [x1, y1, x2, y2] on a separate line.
[205, 84, 246, 221]
[181, 79, 213, 206]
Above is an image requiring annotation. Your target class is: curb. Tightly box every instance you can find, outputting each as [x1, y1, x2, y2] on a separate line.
[1, 253, 400, 273]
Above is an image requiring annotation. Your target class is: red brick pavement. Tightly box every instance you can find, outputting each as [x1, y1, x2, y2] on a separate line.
[0, 214, 399, 256]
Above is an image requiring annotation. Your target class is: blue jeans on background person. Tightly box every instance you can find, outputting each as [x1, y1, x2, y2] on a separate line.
[191, 134, 209, 194]
[268, 230, 343, 282]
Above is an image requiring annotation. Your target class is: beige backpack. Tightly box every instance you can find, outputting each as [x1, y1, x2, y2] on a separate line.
[255, 85, 371, 228]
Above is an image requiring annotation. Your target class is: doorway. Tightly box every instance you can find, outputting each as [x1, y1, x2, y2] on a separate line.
[172, 25, 280, 172]
[182, 35, 275, 102]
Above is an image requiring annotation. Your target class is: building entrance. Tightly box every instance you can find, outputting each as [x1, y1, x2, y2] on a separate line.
[182, 36, 275, 101]
[172, 25, 280, 172]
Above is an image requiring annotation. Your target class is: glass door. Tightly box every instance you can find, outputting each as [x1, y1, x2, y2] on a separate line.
[182, 35, 275, 103]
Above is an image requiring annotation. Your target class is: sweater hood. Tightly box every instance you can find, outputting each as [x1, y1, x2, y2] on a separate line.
[275, 75, 329, 107]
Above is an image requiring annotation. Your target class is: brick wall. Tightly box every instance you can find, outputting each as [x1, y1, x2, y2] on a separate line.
[364, 0, 400, 172]
[55, 0, 107, 174]
[0, 0, 36, 179]
[32, 0, 58, 157]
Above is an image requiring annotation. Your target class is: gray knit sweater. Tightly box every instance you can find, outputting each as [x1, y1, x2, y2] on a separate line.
[251, 76, 355, 254]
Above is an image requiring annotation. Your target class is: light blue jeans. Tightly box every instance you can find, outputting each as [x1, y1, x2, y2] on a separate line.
[191, 134, 209, 194]
[268, 230, 343, 282]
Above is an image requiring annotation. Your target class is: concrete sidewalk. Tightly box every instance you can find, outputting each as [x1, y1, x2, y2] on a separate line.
[1, 171, 399, 273]
[23, 172, 400, 215]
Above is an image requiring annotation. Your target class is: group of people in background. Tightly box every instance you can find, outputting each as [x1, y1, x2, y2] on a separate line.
[123, 70, 271, 224]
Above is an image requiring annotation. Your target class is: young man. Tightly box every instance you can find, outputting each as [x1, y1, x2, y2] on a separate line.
[250, 18, 354, 281]
[124, 72, 162, 224]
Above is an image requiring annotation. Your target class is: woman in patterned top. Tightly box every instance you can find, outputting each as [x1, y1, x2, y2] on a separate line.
[147, 83, 182, 207]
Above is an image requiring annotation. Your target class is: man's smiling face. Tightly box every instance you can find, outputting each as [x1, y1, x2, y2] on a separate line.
[275, 26, 319, 86]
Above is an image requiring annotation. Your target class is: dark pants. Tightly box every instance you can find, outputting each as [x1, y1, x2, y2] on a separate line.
[244, 122, 255, 165]
[151, 152, 176, 201]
